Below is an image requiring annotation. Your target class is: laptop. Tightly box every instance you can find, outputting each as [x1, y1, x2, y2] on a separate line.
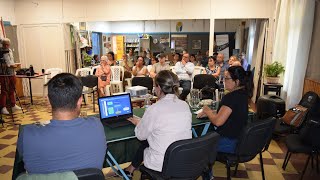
[98, 93, 133, 128]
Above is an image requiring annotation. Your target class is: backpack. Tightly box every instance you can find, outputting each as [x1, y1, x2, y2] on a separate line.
[282, 105, 308, 127]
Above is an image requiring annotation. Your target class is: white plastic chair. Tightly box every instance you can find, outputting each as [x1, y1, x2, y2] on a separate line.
[75, 67, 92, 103]
[170, 66, 176, 74]
[191, 66, 205, 89]
[91, 65, 100, 76]
[75, 68, 92, 77]
[192, 66, 205, 81]
[110, 66, 125, 94]
[43, 68, 63, 97]
[147, 65, 153, 74]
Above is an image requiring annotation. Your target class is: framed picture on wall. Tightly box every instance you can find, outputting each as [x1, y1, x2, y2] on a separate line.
[192, 40, 201, 49]
[103, 35, 107, 42]
[79, 22, 86, 31]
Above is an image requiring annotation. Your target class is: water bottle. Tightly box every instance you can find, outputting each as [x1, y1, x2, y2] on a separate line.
[144, 94, 151, 109]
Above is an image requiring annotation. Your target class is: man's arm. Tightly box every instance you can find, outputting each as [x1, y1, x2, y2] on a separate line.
[174, 62, 185, 74]
[185, 63, 195, 75]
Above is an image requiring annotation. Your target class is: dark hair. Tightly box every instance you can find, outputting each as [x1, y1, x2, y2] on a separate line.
[158, 53, 166, 59]
[107, 51, 115, 60]
[93, 54, 99, 60]
[190, 54, 196, 59]
[208, 56, 217, 62]
[174, 53, 181, 61]
[227, 66, 253, 98]
[137, 56, 145, 65]
[48, 73, 83, 112]
[155, 70, 180, 96]
[151, 56, 159, 63]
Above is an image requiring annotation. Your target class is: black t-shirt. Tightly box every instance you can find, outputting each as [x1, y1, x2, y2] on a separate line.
[216, 89, 248, 139]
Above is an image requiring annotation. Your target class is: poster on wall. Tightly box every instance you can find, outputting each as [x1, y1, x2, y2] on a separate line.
[115, 36, 124, 60]
[192, 40, 201, 49]
[79, 22, 86, 31]
[171, 34, 187, 53]
[215, 34, 229, 61]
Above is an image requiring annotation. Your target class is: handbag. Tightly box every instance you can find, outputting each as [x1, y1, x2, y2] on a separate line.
[282, 105, 308, 127]
[100, 75, 107, 81]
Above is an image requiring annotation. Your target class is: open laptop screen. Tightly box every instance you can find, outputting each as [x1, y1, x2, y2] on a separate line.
[98, 93, 133, 121]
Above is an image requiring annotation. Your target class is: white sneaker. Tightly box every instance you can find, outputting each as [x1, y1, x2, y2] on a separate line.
[12, 105, 22, 111]
[1, 107, 9, 115]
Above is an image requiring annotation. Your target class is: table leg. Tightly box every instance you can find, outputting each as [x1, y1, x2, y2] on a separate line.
[201, 123, 211, 136]
[106, 151, 130, 180]
[28, 78, 33, 105]
[192, 128, 198, 137]
[192, 122, 211, 137]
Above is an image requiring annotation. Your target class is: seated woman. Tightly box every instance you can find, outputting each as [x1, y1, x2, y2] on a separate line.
[198, 66, 253, 153]
[107, 51, 116, 66]
[123, 70, 192, 177]
[202, 56, 221, 79]
[132, 56, 148, 77]
[228, 55, 240, 67]
[120, 54, 134, 72]
[190, 54, 199, 66]
[95, 56, 111, 96]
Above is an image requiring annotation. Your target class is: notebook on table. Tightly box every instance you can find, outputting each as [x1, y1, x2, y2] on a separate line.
[98, 93, 133, 128]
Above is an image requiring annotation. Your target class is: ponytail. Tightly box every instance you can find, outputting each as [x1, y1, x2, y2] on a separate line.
[155, 70, 180, 96]
[227, 66, 254, 98]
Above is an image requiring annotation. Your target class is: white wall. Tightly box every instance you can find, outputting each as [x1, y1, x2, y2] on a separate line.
[9, 0, 275, 25]
[18, 24, 65, 96]
[87, 21, 111, 32]
[0, 0, 16, 24]
[84, 19, 241, 33]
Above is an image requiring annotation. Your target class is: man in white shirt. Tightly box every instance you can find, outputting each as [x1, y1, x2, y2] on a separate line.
[175, 53, 194, 100]
[149, 53, 170, 78]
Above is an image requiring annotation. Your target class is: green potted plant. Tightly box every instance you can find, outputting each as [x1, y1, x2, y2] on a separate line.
[264, 61, 285, 84]
[82, 52, 92, 67]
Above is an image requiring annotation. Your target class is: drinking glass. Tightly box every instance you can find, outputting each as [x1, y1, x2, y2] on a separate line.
[211, 92, 217, 110]
[189, 89, 201, 110]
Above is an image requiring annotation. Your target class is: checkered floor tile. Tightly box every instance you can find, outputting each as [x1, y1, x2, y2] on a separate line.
[0, 96, 319, 180]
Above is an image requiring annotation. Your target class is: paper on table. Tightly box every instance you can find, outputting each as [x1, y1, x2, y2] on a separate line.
[194, 109, 203, 115]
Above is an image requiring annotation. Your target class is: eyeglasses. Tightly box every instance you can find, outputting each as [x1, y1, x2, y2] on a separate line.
[183, 56, 189, 58]
[224, 77, 232, 81]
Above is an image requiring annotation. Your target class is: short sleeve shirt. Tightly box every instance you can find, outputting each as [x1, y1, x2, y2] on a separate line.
[17, 117, 107, 174]
[216, 89, 248, 139]
[152, 63, 170, 74]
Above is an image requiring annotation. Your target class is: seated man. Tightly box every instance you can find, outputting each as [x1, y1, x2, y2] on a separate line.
[17, 73, 107, 174]
[149, 53, 170, 78]
[175, 53, 194, 100]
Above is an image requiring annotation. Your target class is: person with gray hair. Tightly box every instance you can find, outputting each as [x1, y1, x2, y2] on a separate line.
[0, 38, 22, 115]
[116, 70, 192, 177]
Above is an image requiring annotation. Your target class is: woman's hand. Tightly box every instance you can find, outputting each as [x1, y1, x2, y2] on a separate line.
[196, 106, 216, 119]
[127, 117, 140, 126]
[202, 106, 212, 114]
[197, 111, 207, 118]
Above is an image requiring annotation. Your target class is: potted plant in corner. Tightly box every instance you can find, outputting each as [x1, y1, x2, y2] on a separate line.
[264, 61, 285, 84]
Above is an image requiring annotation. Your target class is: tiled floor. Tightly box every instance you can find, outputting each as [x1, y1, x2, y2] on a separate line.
[0, 97, 319, 180]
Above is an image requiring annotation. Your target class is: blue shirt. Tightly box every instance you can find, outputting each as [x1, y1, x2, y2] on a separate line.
[17, 117, 107, 174]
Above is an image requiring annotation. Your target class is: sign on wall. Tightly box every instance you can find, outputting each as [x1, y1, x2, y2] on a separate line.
[216, 34, 229, 61]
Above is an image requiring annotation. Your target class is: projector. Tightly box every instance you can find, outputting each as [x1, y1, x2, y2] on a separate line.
[127, 86, 148, 97]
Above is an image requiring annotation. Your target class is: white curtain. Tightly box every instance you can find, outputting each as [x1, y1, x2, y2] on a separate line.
[252, 20, 268, 102]
[246, 20, 257, 65]
[273, 0, 315, 109]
